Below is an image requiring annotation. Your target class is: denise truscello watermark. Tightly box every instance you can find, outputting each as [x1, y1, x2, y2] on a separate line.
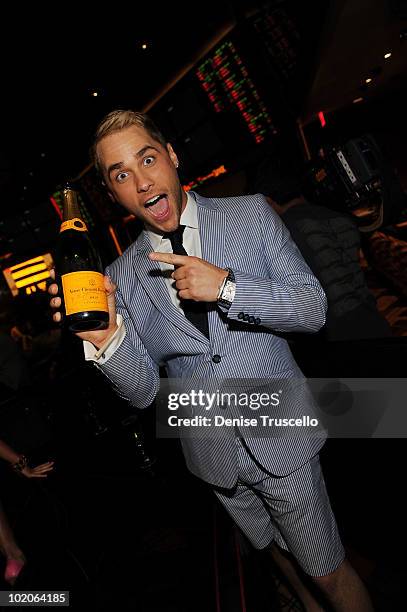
[167, 414, 319, 428]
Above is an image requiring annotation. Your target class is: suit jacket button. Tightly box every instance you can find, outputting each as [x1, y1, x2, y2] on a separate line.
[238, 312, 244, 319]
[212, 355, 221, 364]
[249, 316, 255, 323]
[255, 317, 261, 325]
[243, 314, 250, 322]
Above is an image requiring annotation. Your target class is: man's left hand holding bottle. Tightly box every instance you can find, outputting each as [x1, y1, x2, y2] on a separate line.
[48, 270, 119, 349]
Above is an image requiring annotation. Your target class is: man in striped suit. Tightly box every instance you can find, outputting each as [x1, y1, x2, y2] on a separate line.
[50, 110, 373, 611]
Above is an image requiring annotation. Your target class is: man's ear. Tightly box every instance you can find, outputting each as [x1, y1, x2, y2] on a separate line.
[167, 143, 179, 168]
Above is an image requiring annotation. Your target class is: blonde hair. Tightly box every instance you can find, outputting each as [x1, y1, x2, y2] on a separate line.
[91, 110, 167, 176]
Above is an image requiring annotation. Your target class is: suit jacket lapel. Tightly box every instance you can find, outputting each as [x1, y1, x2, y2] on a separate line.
[195, 194, 227, 270]
[195, 193, 227, 335]
[132, 229, 209, 344]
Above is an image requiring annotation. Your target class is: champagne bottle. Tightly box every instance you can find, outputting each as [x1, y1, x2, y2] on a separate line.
[54, 184, 109, 332]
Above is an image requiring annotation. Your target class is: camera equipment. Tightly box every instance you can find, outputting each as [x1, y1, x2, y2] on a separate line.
[303, 134, 406, 231]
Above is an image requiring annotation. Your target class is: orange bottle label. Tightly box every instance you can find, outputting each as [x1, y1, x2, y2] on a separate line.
[60, 218, 88, 233]
[61, 271, 108, 315]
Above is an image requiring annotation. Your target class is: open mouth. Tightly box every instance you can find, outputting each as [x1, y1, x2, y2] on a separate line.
[144, 193, 170, 219]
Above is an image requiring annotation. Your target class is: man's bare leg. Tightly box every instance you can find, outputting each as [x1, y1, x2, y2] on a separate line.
[270, 543, 324, 611]
[270, 544, 374, 611]
[311, 558, 374, 612]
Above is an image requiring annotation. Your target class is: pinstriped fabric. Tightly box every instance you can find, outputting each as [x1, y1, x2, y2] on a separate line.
[214, 440, 345, 576]
[180, 436, 238, 487]
[97, 191, 328, 487]
[95, 281, 160, 409]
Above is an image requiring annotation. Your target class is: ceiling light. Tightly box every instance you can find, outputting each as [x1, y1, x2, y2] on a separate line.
[92, 91, 98, 97]
[142, 43, 147, 50]
[353, 97, 364, 104]
[365, 78, 372, 84]
[384, 52, 392, 59]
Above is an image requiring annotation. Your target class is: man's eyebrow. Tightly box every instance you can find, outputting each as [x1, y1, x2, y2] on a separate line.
[136, 144, 159, 158]
[107, 145, 159, 178]
[107, 161, 123, 178]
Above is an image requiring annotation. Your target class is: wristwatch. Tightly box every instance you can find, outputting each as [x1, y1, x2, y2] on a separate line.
[217, 268, 236, 309]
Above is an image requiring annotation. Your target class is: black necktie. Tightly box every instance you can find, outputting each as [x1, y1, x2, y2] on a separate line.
[164, 226, 209, 339]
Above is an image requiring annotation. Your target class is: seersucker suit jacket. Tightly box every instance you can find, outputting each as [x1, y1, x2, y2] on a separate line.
[97, 191, 327, 488]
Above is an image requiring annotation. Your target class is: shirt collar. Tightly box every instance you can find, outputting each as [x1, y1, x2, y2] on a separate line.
[181, 191, 198, 229]
[146, 191, 198, 248]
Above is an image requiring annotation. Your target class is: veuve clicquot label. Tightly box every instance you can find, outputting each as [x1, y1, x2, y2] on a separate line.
[61, 271, 108, 316]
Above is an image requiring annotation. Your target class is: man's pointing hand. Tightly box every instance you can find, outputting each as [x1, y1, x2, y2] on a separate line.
[148, 252, 228, 302]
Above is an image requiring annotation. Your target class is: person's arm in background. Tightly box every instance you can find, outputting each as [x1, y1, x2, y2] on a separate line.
[0, 439, 54, 478]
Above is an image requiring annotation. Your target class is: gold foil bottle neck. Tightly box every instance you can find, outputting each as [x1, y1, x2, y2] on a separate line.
[63, 184, 81, 221]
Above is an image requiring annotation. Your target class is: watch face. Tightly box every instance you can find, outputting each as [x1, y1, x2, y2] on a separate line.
[222, 280, 236, 302]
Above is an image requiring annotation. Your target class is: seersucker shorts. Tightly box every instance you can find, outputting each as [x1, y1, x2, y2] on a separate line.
[213, 438, 345, 577]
